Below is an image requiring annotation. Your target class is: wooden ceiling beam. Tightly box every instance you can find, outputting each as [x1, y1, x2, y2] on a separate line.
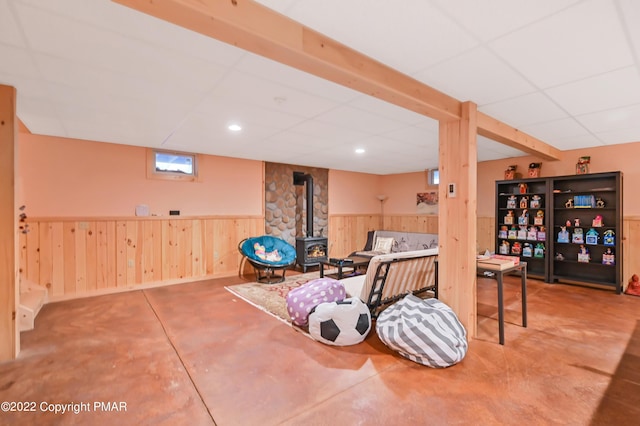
[113, 0, 561, 160]
[113, 0, 461, 122]
[477, 112, 562, 161]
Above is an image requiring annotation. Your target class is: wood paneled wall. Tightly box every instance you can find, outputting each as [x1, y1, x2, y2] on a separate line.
[327, 214, 494, 258]
[20, 216, 263, 301]
[20, 214, 640, 302]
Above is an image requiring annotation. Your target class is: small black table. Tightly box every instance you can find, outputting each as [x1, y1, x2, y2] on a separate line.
[319, 256, 371, 280]
[476, 261, 527, 345]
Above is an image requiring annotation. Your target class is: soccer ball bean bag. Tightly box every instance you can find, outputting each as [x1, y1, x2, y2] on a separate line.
[286, 278, 346, 327]
[308, 297, 372, 346]
[376, 294, 467, 368]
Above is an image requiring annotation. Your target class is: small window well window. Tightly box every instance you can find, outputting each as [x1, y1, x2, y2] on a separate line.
[428, 169, 439, 186]
[155, 152, 194, 175]
[147, 149, 199, 181]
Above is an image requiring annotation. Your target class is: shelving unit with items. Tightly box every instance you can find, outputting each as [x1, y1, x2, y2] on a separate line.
[495, 177, 550, 281]
[550, 171, 622, 293]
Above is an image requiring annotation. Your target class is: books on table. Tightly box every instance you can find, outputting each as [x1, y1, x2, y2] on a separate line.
[477, 256, 516, 271]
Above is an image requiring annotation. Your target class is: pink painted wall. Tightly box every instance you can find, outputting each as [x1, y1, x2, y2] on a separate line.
[19, 131, 640, 220]
[477, 141, 640, 217]
[380, 171, 438, 214]
[328, 170, 382, 214]
[19, 134, 264, 217]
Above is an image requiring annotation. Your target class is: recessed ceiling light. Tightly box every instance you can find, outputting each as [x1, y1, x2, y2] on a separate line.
[355, 148, 365, 154]
[228, 124, 242, 132]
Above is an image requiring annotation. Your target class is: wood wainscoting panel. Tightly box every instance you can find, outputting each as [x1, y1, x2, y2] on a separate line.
[329, 214, 493, 258]
[20, 216, 263, 301]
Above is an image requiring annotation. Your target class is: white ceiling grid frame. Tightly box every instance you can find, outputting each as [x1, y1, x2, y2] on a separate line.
[488, 0, 634, 89]
[256, 0, 480, 75]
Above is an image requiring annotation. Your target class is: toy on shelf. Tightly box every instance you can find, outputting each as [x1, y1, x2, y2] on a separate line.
[572, 228, 584, 244]
[592, 215, 603, 227]
[527, 226, 538, 241]
[596, 198, 605, 208]
[565, 198, 574, 208]
[498, 226, 508, 239]
[499, 240, 510, 255]
[530, 195, 541, 209]
[519, 196, 528, 209]
[522, 243, 532, 257]
[574, 218, 580, 227]
[504, 210, 514, 225]
[528, 162, 541, 178]
[504, 165, 518, 180]
[576, 156, 590, 175]
[577, 245, 590, 263]
[508, 227, 517, 239]
[519, 183, 528, 194]
[506, 195, 517, 209]
[518, 209, 529, 226]
[534, 209, 544, 225]
[558, 226, 569, 243]
[585, 228, 599, 245]
[603, 230, 615, 246]
[517, 226, 527, 240]
[602, 248, 615, 265]
[511, 241, 522, 255]
[534, 243, 545, 258]
[537, 226, 546, 241]
[566, 219, 572, 227]
[555, 252, 565, 261]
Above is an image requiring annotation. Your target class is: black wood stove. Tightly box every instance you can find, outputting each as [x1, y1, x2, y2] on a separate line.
[293, 171, 328, 271]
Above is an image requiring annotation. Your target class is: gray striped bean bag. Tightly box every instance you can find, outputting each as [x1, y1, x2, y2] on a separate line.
[376, 294, 467, 368]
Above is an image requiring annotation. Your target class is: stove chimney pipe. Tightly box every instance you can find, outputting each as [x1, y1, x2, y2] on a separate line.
[293, 171, 314, 237]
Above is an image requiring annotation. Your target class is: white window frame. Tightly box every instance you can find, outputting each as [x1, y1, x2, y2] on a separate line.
[147, 149, 199, 182]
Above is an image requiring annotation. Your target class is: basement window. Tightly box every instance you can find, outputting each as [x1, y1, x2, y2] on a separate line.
[147, 149, 199, 182]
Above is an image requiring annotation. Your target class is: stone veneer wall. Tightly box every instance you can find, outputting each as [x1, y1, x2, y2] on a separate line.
[264, 163, 328, 246]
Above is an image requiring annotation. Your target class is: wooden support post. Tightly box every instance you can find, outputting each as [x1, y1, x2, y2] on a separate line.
[0, 84, 18, 360]
[438, 101, 478, 338]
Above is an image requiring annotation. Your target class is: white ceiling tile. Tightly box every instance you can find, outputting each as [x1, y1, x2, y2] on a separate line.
[0, 43, 39, 78]
[211, 71, 339, 119]
[521, 118, 590, 142]
[234, 54, 361, 104]
[576, 103, 640, 134]
[0, 0, 26, 47]
[551, 134, 604, 150]
[349, 95, 434, 126]
[314, 105, 407, 135]
[480, 92, 569, 127]
[278, 0, 478, 74]
[287, 120, 369, 144]
[433, 0, 581, 42]
[594, 126, 640, 145]
[545, 67, 640, 116]
[415, 46, 535, 105]
[3, 0, 638, 174]
[382, 125, 439, 148]
[18, 0, 246, 67]
[489, 0, 633, 88]
[619, 0, 640, 63]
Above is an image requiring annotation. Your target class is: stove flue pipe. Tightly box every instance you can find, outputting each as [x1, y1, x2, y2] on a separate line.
[293, 171, 314, 237]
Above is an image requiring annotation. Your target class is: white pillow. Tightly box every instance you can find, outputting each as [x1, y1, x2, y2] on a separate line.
[373, 237, 394, 254]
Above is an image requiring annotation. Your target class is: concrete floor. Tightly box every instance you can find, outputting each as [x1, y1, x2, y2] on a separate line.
[1, 273, 639, 425]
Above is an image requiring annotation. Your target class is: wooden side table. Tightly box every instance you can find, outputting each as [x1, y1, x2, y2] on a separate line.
[477, 262, 527, 345]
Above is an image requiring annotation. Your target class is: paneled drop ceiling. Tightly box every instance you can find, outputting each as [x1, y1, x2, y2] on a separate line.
[1, 0, 640, 174]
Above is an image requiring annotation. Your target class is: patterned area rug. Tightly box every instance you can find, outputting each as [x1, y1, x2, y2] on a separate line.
[225, 272, 325, 328]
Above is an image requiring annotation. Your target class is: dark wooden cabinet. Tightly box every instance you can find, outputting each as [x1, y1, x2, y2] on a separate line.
[550, 172, 622, 293]
[495, 177, 550, 281]
[495, 172, 622, 293]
